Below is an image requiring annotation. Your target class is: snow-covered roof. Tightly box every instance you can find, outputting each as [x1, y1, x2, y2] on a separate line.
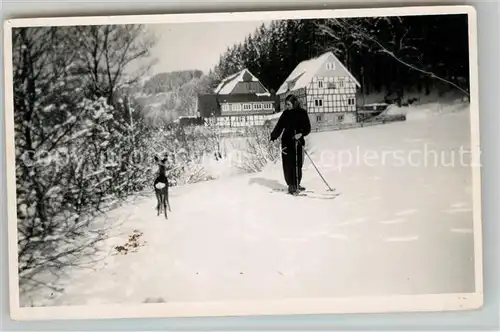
[214, 68, 267, 95]
[276, 51, 361, 95]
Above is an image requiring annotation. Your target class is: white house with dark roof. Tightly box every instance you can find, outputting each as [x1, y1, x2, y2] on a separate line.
[198, 68, 276, 127]
[276, 51, 361, 129]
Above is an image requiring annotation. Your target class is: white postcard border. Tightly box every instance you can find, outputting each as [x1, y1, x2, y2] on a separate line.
[3, 5, 483, 321]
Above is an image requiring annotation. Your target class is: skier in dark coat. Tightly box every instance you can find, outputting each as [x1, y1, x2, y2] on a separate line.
[270, 94, 311, 195]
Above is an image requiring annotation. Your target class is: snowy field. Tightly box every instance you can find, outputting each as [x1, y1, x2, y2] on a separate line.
[20, 101, 477, 307]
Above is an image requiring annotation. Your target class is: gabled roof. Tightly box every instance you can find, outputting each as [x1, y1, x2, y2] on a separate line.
[276, 51, 361, 95]
[213, 68, 269, 95]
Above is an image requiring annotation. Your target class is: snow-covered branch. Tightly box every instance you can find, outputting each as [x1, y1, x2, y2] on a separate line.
[318, 19, 470, 97]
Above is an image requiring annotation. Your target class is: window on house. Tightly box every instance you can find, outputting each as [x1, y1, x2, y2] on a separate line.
[326, 62, 336, 70]
[243, 104, 252, 111]
[318, 80, 324, 88]
[222, 104, 230, 112]
[316, 115, 322, 122]
[247, 82, 256, 93]
[338, 81, 344, 88]
[253, 103, 263, 110]
[231, 103, 242, 111]
[348, 98, 355, 105]
[338, 115, 344, 122]
[314, 99, 323, 107]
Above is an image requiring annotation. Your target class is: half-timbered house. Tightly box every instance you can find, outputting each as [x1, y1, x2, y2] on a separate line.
[276, 51, 361, 129]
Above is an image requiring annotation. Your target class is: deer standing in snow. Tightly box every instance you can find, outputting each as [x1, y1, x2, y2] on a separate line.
[154, 155, 170, 219]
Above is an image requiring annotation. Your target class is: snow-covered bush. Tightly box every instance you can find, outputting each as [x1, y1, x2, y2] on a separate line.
[145, 123, 218, 186]
[15, 96, 119, 291]
[235, 126, 281, 173]
[12, 25, 158, 299]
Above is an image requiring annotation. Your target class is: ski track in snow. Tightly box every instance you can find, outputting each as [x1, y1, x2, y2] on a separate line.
[326, 234, 351, 240]
[384, 236, 420, 243]
[403, 138, 425, 143]
[22, 102, 477, 307]
[450, 228, 473, 234]
[335, 218, 366, 227]
[379, 218, 407, 225]
[394, 209, 418, 217]
[451, 202, 469, 208]
[443, 207, 473, 214]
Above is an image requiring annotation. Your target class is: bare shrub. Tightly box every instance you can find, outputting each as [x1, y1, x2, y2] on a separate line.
[235, 126, 281, 173]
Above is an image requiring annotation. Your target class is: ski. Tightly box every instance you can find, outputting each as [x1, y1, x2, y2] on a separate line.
[270, 188, 336, 194]
[293, 192, 340, 200]
[270, 188, 339, 199]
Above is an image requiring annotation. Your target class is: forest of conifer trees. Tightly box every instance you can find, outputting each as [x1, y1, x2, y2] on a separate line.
[208, 14, 470, 105]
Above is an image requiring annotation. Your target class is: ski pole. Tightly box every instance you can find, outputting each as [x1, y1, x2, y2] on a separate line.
[304, 148, 334, 192]
[295, 139, 299, 191]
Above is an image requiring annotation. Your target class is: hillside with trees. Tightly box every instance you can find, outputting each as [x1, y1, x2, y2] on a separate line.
[117, 70, 212, 125]
[210, 14, 470, 109]
[12, 25, 218, 297]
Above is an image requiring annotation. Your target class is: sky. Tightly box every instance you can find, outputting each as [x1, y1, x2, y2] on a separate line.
[145, 20, 272, 76]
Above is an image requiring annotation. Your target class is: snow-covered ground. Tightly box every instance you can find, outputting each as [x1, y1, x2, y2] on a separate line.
[21, 101, 477, 307]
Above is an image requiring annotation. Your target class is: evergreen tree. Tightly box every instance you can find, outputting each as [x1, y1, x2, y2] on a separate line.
[210, 14, 470, 99]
